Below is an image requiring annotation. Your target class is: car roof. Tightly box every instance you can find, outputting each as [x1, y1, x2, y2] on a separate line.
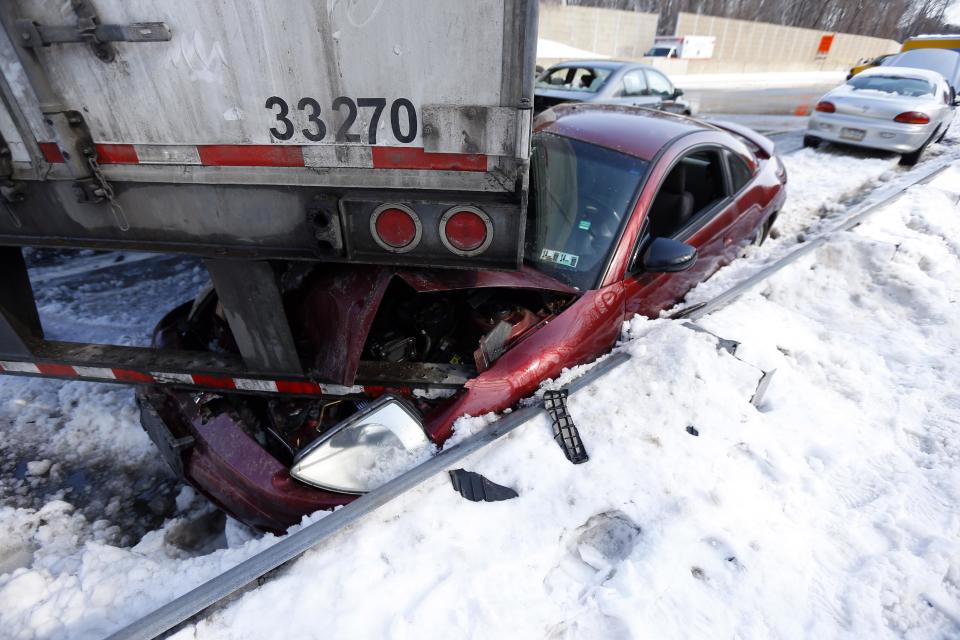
[858, 65, 946, 84]
[533, 103, 718, 161]
[883, 49, 960, 85]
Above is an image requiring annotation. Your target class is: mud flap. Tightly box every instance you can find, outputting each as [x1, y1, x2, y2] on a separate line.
[137, 394, 194, 480]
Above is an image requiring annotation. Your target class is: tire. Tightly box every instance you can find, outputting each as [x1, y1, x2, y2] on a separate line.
[899, 128, 938, 167]
[754, 212, 778, 247]
[803, 135, 820, 149]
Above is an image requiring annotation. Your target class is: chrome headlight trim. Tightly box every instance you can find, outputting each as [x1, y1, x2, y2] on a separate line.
[290, 395, 430, 494]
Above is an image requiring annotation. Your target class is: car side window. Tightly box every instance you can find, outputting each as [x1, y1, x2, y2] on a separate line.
[644, 149, 727, 239]
[621, 71, 647, 97]
[726, 151, 755, 193]
[645, 70, 674, 97]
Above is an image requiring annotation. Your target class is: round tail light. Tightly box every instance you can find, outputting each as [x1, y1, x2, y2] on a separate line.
[815, 101, 836, 113]
[439, 206, 494, 256]
[370, 204, 422, 253]
[894, 111, 930, 124]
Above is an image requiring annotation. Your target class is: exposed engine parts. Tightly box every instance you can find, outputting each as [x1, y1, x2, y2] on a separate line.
[363, 282, 570, 372]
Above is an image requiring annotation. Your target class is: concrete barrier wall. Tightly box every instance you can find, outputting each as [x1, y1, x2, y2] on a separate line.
[538, 5, 659, 63]
[675, 12, 900, 73]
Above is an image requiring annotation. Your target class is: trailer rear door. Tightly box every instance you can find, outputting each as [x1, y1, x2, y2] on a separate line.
[0, 0, 538, 269]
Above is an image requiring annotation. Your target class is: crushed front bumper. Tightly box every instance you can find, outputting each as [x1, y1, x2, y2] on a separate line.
[138, 388, 356, 532]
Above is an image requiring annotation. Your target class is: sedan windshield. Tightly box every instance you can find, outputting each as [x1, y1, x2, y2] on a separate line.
[536, 67, 612, 93]
[526, 133, 649, 290]
[848, 74, 935, 97]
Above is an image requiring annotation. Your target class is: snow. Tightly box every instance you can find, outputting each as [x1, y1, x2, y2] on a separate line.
[2, 132, 960, 638]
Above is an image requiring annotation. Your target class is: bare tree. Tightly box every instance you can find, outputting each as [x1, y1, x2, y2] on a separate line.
[544, 0, 957, 39]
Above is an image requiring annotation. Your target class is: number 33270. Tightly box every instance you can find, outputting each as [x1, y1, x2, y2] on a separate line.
[265, 96, 417, 144]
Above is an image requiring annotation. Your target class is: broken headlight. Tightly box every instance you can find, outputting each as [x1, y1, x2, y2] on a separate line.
[289, 395, 433, 494]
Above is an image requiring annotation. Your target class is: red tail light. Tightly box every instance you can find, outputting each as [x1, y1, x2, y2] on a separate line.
[815, 101, 835, 113]
[440, 206, 493, 256]
[894, 111, 930, 124]
[370, 204, 422, 252]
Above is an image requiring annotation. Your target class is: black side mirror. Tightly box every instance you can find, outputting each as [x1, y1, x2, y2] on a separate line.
[674, 88, 684, 98]
[642, 237, 698, 273]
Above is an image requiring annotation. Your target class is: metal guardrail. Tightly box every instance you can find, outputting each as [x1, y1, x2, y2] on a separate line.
[107, 351, 632, 640]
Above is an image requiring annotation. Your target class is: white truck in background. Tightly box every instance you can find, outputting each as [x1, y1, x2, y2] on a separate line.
[645, 36, 716, 60]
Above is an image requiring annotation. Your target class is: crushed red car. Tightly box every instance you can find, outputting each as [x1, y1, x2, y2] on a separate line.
[138, 105, 787, 531]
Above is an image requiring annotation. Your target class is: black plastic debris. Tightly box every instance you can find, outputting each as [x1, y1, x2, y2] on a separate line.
[543, 389, 589, 464]
[686, 425, 699, 437]
[448, 469, 518, 503]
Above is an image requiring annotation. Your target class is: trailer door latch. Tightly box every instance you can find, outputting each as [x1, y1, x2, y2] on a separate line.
[16, 0, 171, 63]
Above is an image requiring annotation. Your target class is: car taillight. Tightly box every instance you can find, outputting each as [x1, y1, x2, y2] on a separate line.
[370, 204, 422, 253]
[815, 101, 835, 113]
[894, 111, 930, 124]
[439, 206, 493, 256]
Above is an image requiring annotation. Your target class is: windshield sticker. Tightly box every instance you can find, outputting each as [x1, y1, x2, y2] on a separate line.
[540, 248, 579, 268]
[578, 220, 592, 231]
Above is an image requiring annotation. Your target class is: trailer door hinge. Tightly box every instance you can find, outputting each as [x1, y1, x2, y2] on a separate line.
[0, 133, 25, 206]
[16, 0, 170, 63]
[57, 110, 129, 229]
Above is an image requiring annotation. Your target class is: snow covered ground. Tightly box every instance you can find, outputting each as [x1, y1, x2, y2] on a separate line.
[2, 131, 960, 638]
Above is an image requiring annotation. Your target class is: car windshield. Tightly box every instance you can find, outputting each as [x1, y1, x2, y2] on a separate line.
[525, 133, 648, 290]
[848, 74, 935, 97]
[646, 47, 674, 56]
[536, 67, 612, 93]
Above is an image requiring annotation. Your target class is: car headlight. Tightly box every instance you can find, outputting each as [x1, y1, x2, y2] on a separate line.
[289, 395, 433, 494]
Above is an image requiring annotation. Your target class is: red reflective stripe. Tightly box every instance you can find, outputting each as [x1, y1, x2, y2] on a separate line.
[371, 147, 488, 172]
[276, 380, 324, 395]
[191, 373, 236, 390]
[113, 369, 154, 383]
[96, 144, 139, 164]
[197, 145, 305, 167]
[39, 142, 66, 164]
[36, 363, 77, 377]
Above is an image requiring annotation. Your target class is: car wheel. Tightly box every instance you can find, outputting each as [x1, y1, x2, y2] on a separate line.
[803, 135, 820, 149]
[754, 212, 778, 246]
[899, 128, 938, 166]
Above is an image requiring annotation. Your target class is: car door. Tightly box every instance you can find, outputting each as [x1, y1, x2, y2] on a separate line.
[609, 69, 662, 109]
[722, 147, 765, 260]
[645, 69, 683, 113]
[621, 146, 739, 319]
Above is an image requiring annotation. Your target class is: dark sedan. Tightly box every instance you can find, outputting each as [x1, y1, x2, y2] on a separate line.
[535, 60, 692, 115]
[139, 106, 786, 531]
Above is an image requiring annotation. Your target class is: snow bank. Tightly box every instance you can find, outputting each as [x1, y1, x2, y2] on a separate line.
[2, 137, 960, 638]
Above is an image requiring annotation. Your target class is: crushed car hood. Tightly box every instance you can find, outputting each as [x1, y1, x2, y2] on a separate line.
[301, 265, 578, 385]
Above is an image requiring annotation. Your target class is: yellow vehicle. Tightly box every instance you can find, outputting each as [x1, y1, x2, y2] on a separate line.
[846, 53, 894, 80]
[902, 35, 960, 53]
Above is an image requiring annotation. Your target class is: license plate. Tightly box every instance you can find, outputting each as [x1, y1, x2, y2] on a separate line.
[840, 127, 866, 141]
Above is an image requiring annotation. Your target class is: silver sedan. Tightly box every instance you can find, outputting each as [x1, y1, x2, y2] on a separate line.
[804, 66, 957, 166]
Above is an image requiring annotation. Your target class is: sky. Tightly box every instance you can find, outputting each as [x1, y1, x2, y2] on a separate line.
[947, 0, 960, 24]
